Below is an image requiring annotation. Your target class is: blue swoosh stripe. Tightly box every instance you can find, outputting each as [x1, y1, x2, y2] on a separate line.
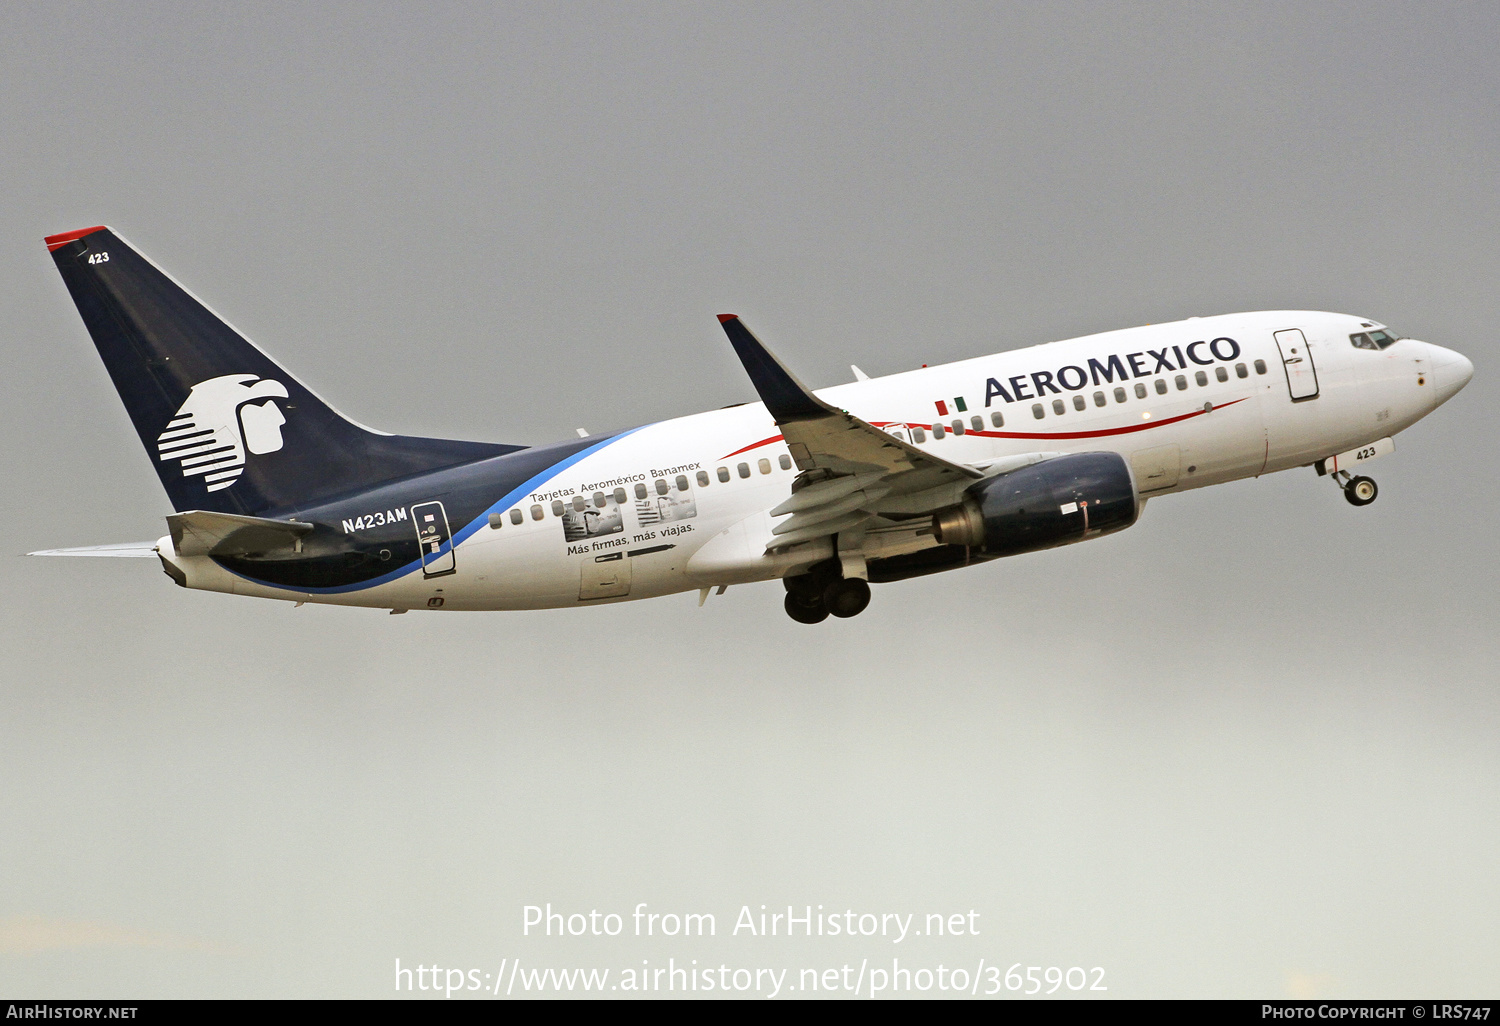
[226, 427, 642, 595]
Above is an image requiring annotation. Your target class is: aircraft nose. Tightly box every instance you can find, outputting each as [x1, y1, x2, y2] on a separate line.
[1428, 344, 1474, 402]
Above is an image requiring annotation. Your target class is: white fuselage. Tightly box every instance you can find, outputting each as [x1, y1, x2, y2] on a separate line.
[161, 310, 1471, 611]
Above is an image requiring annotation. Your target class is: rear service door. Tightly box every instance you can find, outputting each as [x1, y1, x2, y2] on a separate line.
[1274, 328, 1320, 401]
[411, 501, 456, 577]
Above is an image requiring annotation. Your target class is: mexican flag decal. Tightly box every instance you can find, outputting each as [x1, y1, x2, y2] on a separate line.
[934, 396, 968, 416]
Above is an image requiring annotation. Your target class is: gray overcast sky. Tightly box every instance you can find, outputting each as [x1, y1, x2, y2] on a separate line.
[2, 1, 1497, 999]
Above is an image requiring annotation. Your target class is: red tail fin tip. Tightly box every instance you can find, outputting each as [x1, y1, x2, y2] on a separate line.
[44, 226, 108, 252]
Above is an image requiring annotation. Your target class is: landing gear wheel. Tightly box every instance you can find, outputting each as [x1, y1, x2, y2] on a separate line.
[784, 592, 829, 624]
[1344, 476, 1378, 506]
[822, 578, 871, 619]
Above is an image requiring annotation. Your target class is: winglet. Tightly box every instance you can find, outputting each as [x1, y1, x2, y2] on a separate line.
[716, 315, 831, 423]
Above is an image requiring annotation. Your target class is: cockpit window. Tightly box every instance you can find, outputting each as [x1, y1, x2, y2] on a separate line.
[1351, 329, 1401, 350]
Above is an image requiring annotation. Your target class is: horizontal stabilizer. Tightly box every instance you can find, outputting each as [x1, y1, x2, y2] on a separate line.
[167, 509, 313, 557]
[27, 541, 159, 557]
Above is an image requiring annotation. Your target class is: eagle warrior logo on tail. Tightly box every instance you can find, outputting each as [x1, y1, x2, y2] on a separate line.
[156, 374, 289, 492]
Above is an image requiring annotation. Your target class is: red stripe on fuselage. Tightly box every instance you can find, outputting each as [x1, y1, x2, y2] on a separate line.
[721, 434, 785, 459]
[716, 398, 1248, 459]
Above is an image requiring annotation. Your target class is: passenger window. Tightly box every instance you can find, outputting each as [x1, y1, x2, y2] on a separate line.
[510, 508, 523, 525]
[1154, 378, 1168, 395]
[779, 454, 792, 470]
[1215, 366, 1228, 382]
[1114, 387, 1127, 403]
[1235, 362, 1248, 378]
[1032, 403, 1045, 419]
[697, 471, 710, 487]
[531, 504, 545, 521]
[991, 411, 1005, 427]
[614, 487, 628, 504]
[1254, 359, 1267, 374]
[635, 482, 648, 499]
[933, 422, 946, 438]
[572, 495, 587, 512]
[593, 491, 606, 508]
[951, 419, 964, 435]
[717, 467, 730, 483]
[1134, 382, 1147, 399]
[912, 426, 927, 442]
[737, 462, 750, 478]
[1195, 370, 1208, 386]
[1093, 391, 1106, 407]
[1052, 398, 1065, 415]
[488, 512, 504, 529]
[551, 500, 565, 517]
[1072, 394, 1085, 411]
[677, 474, 690, 490]
[1175, 374, 1187, 390]
[1350, 332, 1378, 350]
[656, 478, 670, 495]
[971, 416, 983, 431]
[757, 459, 771, 475]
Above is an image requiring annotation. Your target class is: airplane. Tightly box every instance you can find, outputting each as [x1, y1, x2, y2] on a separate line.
[30, 225, 1473, 623]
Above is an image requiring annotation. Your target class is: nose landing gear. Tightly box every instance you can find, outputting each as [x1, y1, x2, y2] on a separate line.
[1331, 469, 1378, 507]
[1345, 476, 1378, 506]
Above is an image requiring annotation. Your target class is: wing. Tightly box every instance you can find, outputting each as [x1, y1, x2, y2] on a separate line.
[717, 315, 984, 551]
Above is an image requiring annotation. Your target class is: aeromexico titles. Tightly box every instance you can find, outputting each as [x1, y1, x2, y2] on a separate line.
[33, 226, 1472, 623]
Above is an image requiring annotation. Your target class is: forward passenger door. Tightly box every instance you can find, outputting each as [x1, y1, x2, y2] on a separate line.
[1274, 328, 1320, 401]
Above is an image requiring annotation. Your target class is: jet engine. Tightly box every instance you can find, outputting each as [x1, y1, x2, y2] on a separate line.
[931, 451, 1140, 556]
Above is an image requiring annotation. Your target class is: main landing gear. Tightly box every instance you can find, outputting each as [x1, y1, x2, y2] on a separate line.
[1331, 469, 1378, 507]
[783, 566, 871, 623]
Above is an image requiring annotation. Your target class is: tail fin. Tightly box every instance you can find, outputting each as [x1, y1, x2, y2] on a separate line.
[46, 226, 521, 515]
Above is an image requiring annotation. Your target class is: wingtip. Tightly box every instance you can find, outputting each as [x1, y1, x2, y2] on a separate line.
[44, 225, 109, 252]
[717, 314, 738, 323]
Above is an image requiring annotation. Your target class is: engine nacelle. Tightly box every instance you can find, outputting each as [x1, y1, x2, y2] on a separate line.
[932, 451, 1140, 556]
